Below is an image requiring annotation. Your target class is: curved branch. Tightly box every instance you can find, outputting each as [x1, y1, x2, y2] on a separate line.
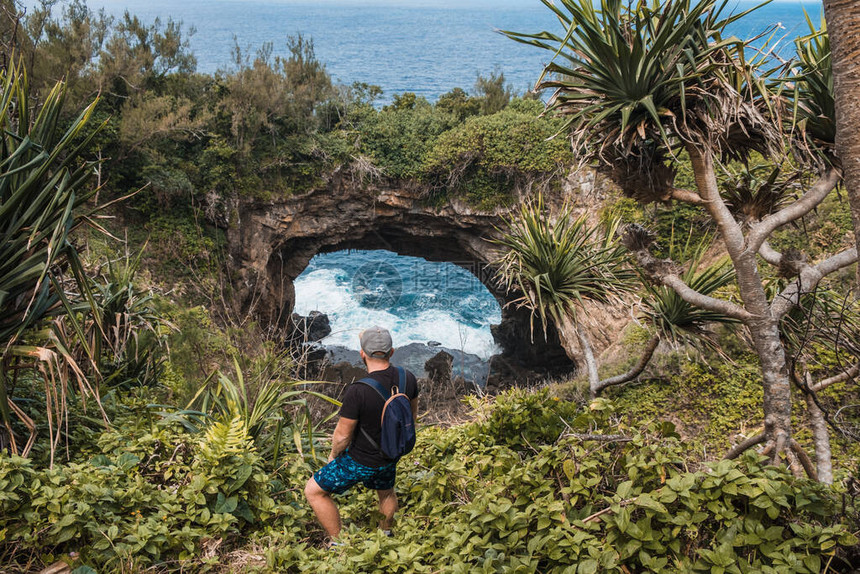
[667, 187, 705, 205]
[747, 167, 842, 256]
[771, 247, 858, 319]
[758, 240, 782, 266]
[771, 433, 788, 465]
[594, 333, 660, 394]
[626, 244, 752, 322]
[662, 274, 753, 322]
[725, 432, 766, 459]
[565, 433, 633, 443]
[784, 447, 804, 478]
[815, 246, 858, 276]
[686, 146, 745, 254]
[811, 362, 860, 392]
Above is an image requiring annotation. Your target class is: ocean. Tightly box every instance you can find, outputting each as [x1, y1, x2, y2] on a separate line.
[293, 250, 502, 360]
[72, 0, 824, 360]
[83, 0, 824, 103]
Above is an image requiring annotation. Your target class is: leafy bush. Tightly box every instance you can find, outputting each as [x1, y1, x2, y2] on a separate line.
[144, 213, 223, 279]
[348, 97, 458, 179]
[1, 387, 855, 572]
[0, 418, 308, 569]
[267, 391, 857, 573]
[423, 102, 575, 208]
[612, 357, 765, 453]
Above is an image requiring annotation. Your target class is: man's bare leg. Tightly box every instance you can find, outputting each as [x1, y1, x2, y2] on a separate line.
[377, 488, 397, 531]
[305, 478, 341, 539]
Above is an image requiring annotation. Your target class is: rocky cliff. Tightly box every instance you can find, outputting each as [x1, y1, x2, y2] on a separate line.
[219, 164, 623, 376]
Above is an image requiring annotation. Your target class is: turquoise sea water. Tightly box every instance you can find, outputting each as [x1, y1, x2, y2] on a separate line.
[293, 250, 502, 359]
[84, 0, 823, 103]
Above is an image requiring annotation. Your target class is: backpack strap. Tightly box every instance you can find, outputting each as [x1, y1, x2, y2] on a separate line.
[357, 376, 389, 401]
[396, 366, 406, 395]
[355, 376, 389, 453]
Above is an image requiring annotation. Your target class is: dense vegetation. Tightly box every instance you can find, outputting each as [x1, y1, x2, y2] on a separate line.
[1, 389, 857, 572]
[1, 0, 572, 213]
[503, 0, 860, 484]
[0, 0, 859, 571]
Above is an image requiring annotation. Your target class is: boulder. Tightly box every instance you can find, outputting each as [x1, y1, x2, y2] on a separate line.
[322, 361, 369, 386]
[424, 350, 453, 384]
[288, 311, 332, 343]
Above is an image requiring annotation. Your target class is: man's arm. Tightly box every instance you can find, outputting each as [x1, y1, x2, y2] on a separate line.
[410, 398, 418, 425]
[329, 417, 358, 462]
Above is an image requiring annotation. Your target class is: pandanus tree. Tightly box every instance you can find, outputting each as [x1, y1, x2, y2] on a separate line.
[494, 196, 636, 398]
[506, 0, 857, 475]
[779, 288, 860, 484]
[0, 62, 102, 462]
[495, 198, 737, 398]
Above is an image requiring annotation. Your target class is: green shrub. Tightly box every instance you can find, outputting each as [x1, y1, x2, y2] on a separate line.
[0, 418, 309, 570]
[144, 214, 224, 282]
[267, 392, 857, 572]
[612, 357, 765, 453]
[1, 389, 855, 572]
[422, 103, 574, 208]
[350, 97, 457, 179]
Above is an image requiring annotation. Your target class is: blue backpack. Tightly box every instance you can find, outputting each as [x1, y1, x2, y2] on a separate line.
[357, 367, 416, 460]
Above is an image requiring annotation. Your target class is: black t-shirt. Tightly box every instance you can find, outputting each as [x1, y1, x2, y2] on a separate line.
[340, 364, 419, 468]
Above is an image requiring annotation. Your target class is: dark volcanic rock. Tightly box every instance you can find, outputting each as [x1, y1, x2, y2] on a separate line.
[318, 342, 489, 385]
[326, 345, 362, 366]
[424, 350, 453, 383]
[304, 342, 328, 363]
[486, 355, 546, 391]
[394, 343, 489, 385]
[289, 311, 332, 343]
[491, 306, 574, 375]
[322, 361, 369, 386]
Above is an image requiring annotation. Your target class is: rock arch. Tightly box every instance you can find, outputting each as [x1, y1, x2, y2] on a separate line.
[225, 167, 592, 376]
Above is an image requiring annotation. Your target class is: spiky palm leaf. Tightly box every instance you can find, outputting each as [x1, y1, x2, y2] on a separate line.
[640, 235, 738, 349]
[0, 65, 100, 349]
[781, 15, 834, 152]
[84, 248, 174, 389]
[494, 195, 636, 332]
[0, 62, 103, 457]
[719, 163, 800, 222]
[776, 285, 860, 359]
[185, 357, 340, 460]
[503, 0, 780, 200]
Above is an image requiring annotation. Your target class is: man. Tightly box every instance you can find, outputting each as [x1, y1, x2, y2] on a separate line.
[304, 326, 419, 544]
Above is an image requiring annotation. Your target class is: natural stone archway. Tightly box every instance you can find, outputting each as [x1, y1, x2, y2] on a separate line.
[222, 165, 616, 376]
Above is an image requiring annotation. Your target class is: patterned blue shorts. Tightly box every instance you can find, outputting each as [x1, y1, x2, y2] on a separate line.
[313, 453, 397, 495]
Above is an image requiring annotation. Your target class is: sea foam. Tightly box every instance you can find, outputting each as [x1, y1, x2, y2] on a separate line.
[294, 251, 502, 359]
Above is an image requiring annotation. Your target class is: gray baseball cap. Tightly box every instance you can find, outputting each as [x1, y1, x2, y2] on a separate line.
[359, 326, 393, 358]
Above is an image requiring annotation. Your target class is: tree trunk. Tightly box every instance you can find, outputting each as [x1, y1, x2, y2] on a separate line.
[593, 333, 660, 396]
[575, 326, 600, 398]
[824, 0, 860, 289]
[554, 313, 599, 393]
[745, 314, 794, 461]
[805, 391, 833, 485]
[553, 313, 580, 364]
[687, 145, 794, 459]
